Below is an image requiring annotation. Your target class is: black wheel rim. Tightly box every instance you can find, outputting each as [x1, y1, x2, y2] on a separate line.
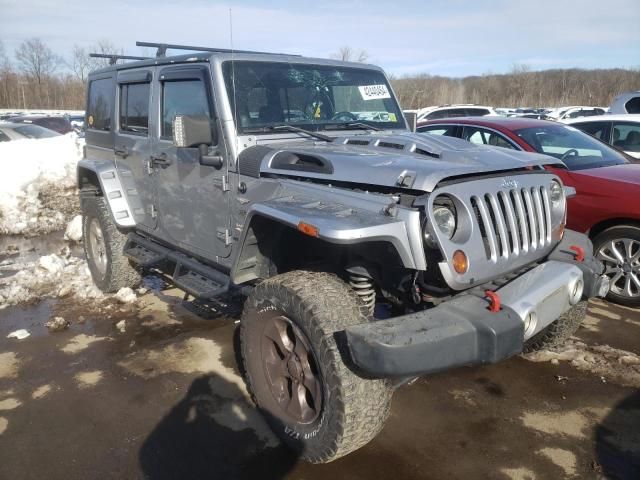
[260, 314, 323, 424]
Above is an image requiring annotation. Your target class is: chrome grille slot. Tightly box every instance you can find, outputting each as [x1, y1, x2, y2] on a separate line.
[471, 186, 553, 262]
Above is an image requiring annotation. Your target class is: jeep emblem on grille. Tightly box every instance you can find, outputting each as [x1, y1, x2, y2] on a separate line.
[501, 178, 519, 189]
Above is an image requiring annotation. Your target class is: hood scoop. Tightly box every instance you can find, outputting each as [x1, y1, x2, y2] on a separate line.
[270, 151, 334, 174]
[343, 136, 440, 158]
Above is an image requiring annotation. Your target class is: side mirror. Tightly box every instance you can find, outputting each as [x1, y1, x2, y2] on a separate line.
[173, 115, 212, 148]
[404, 111, 417, 132]
[172, 115, 223, 169]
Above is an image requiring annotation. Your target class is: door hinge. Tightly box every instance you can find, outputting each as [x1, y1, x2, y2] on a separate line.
[216, 227, 232, 246]
[146, 158, 154, 175]
[150, 204, 157, 219]
[221, 175, 230, 192]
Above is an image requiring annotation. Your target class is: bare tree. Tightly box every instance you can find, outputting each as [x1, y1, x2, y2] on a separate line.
[15, 38, 60, 85]
[70, 44, 92, 82]
[88, 40, 124, 69]
[331, 46, 369, 63]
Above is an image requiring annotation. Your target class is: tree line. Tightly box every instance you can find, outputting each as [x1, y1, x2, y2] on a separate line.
[0, 38, 638, 111]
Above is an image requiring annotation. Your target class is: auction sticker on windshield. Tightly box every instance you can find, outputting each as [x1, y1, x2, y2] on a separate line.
[359, 84, 391, 100]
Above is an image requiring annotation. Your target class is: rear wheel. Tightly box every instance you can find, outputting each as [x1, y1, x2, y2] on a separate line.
[240, 271, 392, 463]
[593, 225, 640, 307]
[81, 195, 141, 292]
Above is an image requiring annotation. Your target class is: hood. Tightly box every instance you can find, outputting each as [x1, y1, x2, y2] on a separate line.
[572, 163, 640, 186]
[245, 132, 561, 192]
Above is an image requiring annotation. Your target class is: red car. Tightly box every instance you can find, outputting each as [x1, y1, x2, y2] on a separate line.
[418, 117, 640, 307]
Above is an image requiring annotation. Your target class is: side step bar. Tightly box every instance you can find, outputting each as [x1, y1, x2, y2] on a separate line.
[124, 233, 230, 299]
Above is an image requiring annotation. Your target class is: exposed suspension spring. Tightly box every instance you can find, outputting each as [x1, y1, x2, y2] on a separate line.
[348, 272, 376, 312]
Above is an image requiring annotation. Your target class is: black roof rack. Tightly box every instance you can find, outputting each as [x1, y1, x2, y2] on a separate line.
[89, 53, 152, 65]
[136, 41, 299, 58]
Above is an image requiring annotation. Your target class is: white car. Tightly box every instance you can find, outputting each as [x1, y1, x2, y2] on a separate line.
[564, 114, 640, 159]
[415, 104, 498, 122]
[546, 106, 606, 121]
[608, 91, 640, 115]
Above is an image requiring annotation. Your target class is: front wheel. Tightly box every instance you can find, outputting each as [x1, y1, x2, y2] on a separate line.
[240, 271, 392, 463]
[593, 225, 640, 307]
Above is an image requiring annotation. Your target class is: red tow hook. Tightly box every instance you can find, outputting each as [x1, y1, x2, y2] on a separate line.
[569, 245, 585, 263]
[485, 290, 501, 313]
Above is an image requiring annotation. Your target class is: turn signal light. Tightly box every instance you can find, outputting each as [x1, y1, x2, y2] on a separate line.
[298, 221, 319, 237]
[452, 250, 468, 274]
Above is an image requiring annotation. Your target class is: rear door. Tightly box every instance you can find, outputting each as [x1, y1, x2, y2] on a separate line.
[114, 68, 156, 229]
[151, 64, 232, 261]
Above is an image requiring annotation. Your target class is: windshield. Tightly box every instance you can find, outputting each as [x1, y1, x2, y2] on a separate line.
[513, 124, 628, 170]
[222, 61, 405, 134]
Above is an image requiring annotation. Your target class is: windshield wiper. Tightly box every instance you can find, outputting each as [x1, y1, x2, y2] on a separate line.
[325, 121, 381, 132]
[268, 125, 333, 142]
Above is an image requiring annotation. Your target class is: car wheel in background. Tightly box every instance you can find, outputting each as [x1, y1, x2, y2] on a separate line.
[593, 225, 640, 308]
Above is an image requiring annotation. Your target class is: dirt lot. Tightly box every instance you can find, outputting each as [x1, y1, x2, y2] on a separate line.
[0, 234, 639, 480]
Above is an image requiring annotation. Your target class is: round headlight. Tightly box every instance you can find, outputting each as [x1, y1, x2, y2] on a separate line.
[550, 180, 564, 206]
[433, 205, 456, 239]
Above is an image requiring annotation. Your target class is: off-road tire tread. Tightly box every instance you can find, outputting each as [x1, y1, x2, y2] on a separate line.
[81, 195, 140, 292]
[523, 301, 587, 353]
[240, 271, 392, 463]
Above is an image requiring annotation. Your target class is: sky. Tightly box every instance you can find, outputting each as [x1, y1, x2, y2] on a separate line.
[0, 0, 639, 77]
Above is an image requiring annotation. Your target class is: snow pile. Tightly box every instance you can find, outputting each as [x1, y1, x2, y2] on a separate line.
[524, 340, 640, 388]
[0, 251, 105, 308]
[0, 134, 83, 236]
[64, 215, 83, 241]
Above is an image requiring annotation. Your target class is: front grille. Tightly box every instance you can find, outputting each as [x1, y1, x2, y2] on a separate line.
[470, 186, 552, 261]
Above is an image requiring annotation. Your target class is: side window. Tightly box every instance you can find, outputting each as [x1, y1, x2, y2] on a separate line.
[417, 125, 458, 137]
[465, 108, 490, 116]
[463, 126, 515, 149]
[87, 78, 113, 131]
[161, 79, 213, 141]
[613, 122, 640, 152]
[574, 121, 609, 141]
[119, 82, 150, 134]
[625, 97, 640, 114]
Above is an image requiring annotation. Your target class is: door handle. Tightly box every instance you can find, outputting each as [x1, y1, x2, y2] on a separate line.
[150, 153, 171, 167]
[114, 146, 129, 158]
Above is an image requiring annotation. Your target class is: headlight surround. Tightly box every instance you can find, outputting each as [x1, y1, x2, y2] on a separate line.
[433, 205, 457, 239]
[549, 179, 566, 230]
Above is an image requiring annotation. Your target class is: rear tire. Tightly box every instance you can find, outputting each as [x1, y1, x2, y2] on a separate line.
[593, 225, 640, 308]
[523, 301, 587, 353]
[81, 195, 140, 293]
[240, 271, 392, 463]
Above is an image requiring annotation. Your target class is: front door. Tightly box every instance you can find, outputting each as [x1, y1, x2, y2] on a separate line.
[151, 65, 231, 261]
[114, 68, 156, 230]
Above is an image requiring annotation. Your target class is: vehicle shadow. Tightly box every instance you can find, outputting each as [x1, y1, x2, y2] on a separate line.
[139, 374, 298, 480]
[595, 390, 640, 479]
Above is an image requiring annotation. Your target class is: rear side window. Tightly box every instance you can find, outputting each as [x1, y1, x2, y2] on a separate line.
[465, 108, 490, 116]
[161, 79, 213, 140]
[612, 122, 640, 152]
[119, 82, 150, 134]
[625, 97, 640, 114]
[87, 78, 113, 131]
[574, 121, 610, 141]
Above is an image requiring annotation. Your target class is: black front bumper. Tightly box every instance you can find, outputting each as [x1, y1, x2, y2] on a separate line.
[344, 229, 605, 378]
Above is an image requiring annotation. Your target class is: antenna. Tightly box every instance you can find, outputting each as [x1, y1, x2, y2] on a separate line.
[230, 8, 240, 172]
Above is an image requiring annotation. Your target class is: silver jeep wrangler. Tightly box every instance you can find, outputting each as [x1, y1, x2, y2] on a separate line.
[78, 42, 608, 463]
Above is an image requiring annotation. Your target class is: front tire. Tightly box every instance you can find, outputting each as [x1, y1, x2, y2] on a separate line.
[81, 195, 141, 293]
[523, 301, 587, 353]
[240, 271, 392, 463]
[593, 225, 640, 307]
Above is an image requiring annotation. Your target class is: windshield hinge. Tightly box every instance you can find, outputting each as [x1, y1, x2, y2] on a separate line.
[216, 227, 232, 246]
[222, 175, 230, 192]
[150, 204, 157, 219]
